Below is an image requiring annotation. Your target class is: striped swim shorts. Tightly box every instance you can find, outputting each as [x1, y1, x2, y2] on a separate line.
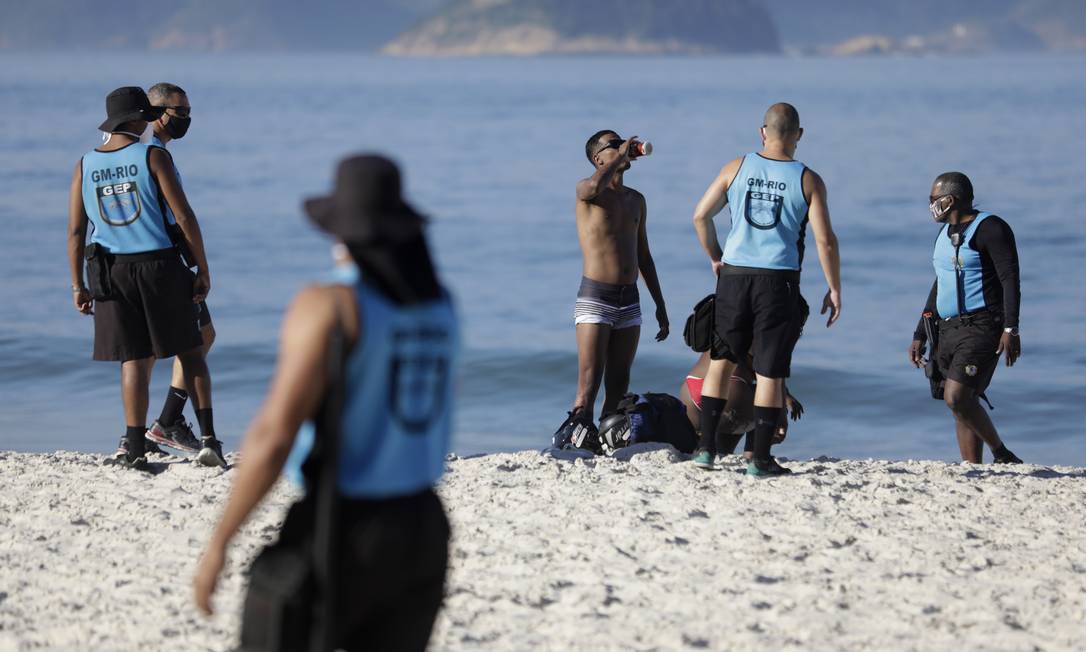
[573, 276, 642, 330]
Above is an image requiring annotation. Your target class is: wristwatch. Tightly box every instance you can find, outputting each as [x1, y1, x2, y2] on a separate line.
[1003, 327, 1019, 336]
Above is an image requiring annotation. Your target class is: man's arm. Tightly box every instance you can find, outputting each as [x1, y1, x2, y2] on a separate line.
[975, 216, 1021, 366]
[803, 169, 842, 327]
[910, 280, 938, 367]
[692, 157, 743, 274]
[67, 160, 93, 314]
[575, 136, 636, 201]
[149, 147, 210, 301]
[635, 192, 668, 341]
[194, 286, 342, 615]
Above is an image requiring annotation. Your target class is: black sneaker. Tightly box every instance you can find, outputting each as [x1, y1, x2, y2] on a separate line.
[994, 449, 1023, 464]
[747, 456, 793, 477]
[196, 437, 228, 468]
[103, 452, 152, 472]
[112, 437, 163, 459]
[146, 419, 200, 454]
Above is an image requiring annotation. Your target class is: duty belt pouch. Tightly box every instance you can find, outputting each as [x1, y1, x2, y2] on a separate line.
[921, 313, 944, 400]
[240, 535, 316, 652]
[84, 243, 113, 300]
[683, 294, 716, 352]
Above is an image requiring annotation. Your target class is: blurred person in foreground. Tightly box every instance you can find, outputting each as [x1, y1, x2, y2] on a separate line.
[194, 155, 458, 651]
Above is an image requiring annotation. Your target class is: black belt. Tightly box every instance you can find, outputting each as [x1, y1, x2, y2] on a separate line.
[111, 248, 179, 263]
[942, 308, 999, 326]
[719, 263, 800, 282]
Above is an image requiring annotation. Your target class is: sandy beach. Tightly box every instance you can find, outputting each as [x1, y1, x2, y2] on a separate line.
[1, 447, 1084, 651]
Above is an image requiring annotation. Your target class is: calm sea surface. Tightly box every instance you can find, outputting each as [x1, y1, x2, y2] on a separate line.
[1, 53, 1084, 465]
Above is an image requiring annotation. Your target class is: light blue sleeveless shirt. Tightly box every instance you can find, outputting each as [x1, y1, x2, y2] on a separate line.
[286, 272, 458, 498]
[722, 153, 809, 271]
[934, 212, 991, 318]
[81, 142, 172, 253]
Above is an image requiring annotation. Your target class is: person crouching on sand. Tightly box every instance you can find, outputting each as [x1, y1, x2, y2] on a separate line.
[553, 130, 668, 451]
[194, 155, 457, 651]
[680, 295, 808, 459]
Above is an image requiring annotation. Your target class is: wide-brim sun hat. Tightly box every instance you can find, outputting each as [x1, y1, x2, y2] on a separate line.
[304, 154, 426, 244]
[98, 86, 166, 132]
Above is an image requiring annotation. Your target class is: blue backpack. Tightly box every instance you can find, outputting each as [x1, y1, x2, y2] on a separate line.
[599, 393, 698, 454]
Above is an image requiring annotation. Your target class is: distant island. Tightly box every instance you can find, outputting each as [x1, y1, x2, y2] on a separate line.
[0, 0, 1083, 55]
[383, 0, 780, 56]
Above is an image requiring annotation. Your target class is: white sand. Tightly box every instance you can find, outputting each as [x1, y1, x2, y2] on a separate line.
[1, 447, 1084, 651]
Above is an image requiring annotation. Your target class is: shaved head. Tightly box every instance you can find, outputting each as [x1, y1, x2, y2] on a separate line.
[763, 102, 801, 137]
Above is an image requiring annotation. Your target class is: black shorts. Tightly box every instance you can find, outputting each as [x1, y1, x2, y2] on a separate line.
[92, 249, 203, 362]
[936, 311, 1003, 392]
[240, 489, 449, 652]
[711, 266, 801, 379]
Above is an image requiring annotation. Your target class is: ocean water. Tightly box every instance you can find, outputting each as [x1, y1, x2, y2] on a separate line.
[1, 53, 1084, 465]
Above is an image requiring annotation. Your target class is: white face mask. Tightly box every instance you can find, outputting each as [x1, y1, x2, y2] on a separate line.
[929, 196, 953, 222]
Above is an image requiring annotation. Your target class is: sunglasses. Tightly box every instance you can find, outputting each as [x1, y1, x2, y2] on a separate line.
[164, 105, 191, 118]
[593, 138, 622, 157]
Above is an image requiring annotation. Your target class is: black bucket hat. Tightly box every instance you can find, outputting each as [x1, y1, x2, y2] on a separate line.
[304, 155, 426, 244]
[98, 86, 165, 132]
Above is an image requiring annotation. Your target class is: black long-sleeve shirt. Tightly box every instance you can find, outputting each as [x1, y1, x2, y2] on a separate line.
[914, 214, 1020, 340]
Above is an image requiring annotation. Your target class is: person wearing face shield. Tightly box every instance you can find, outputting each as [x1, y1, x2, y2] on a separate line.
[910, 172, 1023, 464]
[138, 81, 227, 467]
[67, 86, 213, 471]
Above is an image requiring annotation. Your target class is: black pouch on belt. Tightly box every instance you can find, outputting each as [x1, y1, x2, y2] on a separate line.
[683, 294, 716, 352]
[84, 243, 114, 300]
[921, 312, 945, 400]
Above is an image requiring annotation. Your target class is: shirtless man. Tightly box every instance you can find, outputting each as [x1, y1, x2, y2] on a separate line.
[553, 130, 668, 450]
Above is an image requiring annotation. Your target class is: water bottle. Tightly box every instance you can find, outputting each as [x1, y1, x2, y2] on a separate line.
[629, 140, 653, 159]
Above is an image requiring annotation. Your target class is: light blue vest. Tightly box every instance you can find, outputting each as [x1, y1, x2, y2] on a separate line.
[149, 136, 179, 225]
[81, 142, 172, 253]
[286, 274, 458, 498]
[722, 153, 809, 271]
[934, 212, 991, 318]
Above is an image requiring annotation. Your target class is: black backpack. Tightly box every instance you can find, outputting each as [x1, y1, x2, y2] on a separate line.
[683, 294, 715, 352]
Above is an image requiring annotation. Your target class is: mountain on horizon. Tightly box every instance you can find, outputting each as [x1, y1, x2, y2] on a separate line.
[0, 0, 1083, 53]
[383, 0, 779, 56]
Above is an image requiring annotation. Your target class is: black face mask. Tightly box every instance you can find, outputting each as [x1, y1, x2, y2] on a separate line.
[164, 115, 191, 139]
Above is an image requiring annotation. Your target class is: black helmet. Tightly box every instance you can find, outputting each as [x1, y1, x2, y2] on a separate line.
[599, 413, 632, 454]
[553, 410, 602, 454]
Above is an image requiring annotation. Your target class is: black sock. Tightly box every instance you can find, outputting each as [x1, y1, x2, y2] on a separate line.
[992, 443, 1008, 458]
[159, 386, 189, 425]
[196, 408, 215, 441]
[699, 396, 727, 455]
[716, 432, 743, 455]
[125, 425, 146, 459]
[752, 406, 782, 461]
[743, 429, 755, 453]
